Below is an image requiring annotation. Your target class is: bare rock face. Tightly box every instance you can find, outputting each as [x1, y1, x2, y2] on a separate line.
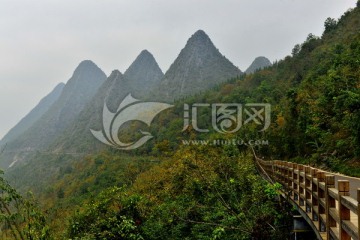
[156, 30, 242, 101]
[124, 50, 164, 98]
[53, 50, 164, 151]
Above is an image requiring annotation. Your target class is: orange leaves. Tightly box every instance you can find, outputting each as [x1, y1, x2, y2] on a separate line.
[275, 115, 285, 127]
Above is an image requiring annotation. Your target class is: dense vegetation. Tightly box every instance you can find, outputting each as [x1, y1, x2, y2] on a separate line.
[1, 2, 360, 239]
[2, 145, 292, 239]
[145, 4, 360, 176]
[66, 145, 291, 240]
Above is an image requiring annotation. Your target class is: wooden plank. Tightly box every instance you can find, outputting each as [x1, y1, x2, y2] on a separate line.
[325, 175, 336, 240]
[254, 157, 360, 240]
[342, 220, 358, 240]
[319, 198, 326, 208]
[313, 191, 319, 199]
[338, 180, 351, 240]
[328, 188, 339, 201]
[313, 178, 318, 185]
[356, 188, 360, 239]
[329, 227, 339, 240]
[306, 198, 312, 207]
[320, 214, 327, 223]
[313, 206, 319, 214]
[329, 208, 340, 224]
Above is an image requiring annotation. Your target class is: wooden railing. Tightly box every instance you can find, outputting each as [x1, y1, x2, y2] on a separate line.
[255, 157, 360, 240]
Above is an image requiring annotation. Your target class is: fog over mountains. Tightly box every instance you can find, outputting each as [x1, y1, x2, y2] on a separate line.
[51, 50, 165, 152]
[0, 83, 65, 146]
[0, 30, 269, 168]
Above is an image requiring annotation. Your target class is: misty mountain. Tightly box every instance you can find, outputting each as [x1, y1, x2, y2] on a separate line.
[155, 30, 242, 101]
[51, 70, 125, 152]
[6, 60, 107, 151]
[124, 50, 164, 98]
[0, 83, 65, 146]
[52, 50, 164, 151]
[245, 56, 272, 74]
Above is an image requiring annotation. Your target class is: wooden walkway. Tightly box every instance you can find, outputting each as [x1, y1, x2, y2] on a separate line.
[254, 155, 360, 240]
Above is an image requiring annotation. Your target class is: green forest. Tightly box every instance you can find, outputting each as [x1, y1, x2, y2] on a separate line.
[1, 2, 360, 240]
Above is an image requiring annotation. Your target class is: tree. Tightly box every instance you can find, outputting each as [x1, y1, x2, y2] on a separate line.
[67, 187, 144, 240]
[292, 44, 301, 56]
[0, 171, 51, 240]
[131, 145, 292, 239]
[324, 17, 337, 33]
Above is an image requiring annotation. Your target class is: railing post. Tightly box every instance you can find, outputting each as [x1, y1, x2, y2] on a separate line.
[287, 163, 293, 197]
[293, 163, 299, 202]
[317, 171, 326, 232]
[338, 180, 350, 240]
[299, 165, 305, 206]
[273, 161, 277, 182]
[357, 188, 360, 240]
[310, 168, 318, 221]
[304, 166, 311, 213]
[325, 175, 335, 240]
[286, 162, 292, 189]
[279, 161, 283, 184]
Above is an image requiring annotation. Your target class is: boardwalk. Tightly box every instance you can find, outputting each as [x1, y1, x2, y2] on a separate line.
[254, 154, 360, 240]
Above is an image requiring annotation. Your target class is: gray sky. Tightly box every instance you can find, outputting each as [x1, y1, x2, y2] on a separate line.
[0, 0, 357, 139]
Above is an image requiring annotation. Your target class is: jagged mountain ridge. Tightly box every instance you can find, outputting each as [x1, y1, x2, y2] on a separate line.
[52, 50, 164, 152]
[4, 60, 107, 152]
[0, 83, 65, 146]
[245, 56, 272, 74]
[155, 30, 242, 101]
[2, 30, 243, 163]
[50, 70, 126, 152]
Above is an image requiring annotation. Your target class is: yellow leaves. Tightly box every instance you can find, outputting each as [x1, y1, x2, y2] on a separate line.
[275, 115, 285, 127]
[220, 83, 235, 95]
[153, 140, 172, 156]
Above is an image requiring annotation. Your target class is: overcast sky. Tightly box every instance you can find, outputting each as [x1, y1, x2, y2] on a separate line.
[0, 0, 357, 139]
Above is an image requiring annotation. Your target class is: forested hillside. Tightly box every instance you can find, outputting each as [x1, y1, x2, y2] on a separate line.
[0, 3, 359, 240]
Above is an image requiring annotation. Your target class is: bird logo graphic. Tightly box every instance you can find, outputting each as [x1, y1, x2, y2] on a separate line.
[91, 94, 173, 150]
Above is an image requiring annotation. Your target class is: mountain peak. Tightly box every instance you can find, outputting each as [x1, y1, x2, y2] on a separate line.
[156, 30, 241, 100]
[192, 29, 208, 38]
[76, 60, 98, 70]
[245, 56, 272, 74]
[123, 50, 164, 98]
[187, 30, 212, 46]
[109, 69, 122, 79]
[71, 60, 106, 84]
[126, 50, 160, 71]
[139, 49, 152, 56]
